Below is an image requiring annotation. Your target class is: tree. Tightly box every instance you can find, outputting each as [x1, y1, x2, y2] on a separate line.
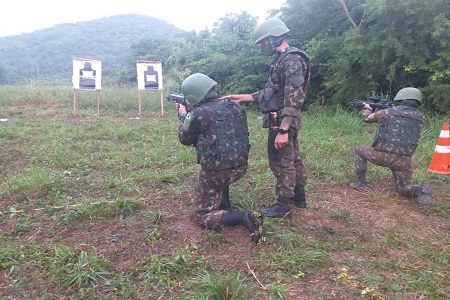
[280, 0, 450, 112]
[339, 0, 365, 30]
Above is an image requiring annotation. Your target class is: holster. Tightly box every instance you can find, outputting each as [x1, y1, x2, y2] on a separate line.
[268, 128, 281, 163]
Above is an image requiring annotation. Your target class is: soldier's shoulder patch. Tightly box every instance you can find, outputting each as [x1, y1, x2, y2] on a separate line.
[288, 63, 300, 74]
[185, 112, 196, 122]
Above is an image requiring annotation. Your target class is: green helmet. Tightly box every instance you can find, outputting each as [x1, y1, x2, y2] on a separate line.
[181, 73, 217, 106]
[394, 87, 422, 105]
[253, 17, 290, 45]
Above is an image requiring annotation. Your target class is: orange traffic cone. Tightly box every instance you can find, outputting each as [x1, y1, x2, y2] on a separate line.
[428, 122, 450, 175]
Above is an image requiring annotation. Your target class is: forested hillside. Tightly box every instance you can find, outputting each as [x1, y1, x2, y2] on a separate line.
[0, 14, 184, 84]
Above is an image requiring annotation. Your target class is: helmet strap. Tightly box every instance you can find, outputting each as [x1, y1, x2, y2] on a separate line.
[268, 36, 284, 51]
[204, 90, 218, 101]
[260, 36, 285, 56]
[400, 99, 420, 107]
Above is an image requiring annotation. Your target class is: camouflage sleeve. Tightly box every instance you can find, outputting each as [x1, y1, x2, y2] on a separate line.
[178, 111, 199, 146]
[363, 107, 389, 123]
[280, 54, 306, 118]
[252, 91, 261, 103]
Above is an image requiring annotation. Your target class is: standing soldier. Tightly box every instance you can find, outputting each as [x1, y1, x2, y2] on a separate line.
[176, 73, 265, 244]
[229, 18, 312, 218]
[348, 87, 433, 207]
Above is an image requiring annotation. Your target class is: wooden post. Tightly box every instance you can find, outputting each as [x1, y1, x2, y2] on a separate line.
[73, 89, 77, 115]
[160, 90, 164, 116]
[96, 90, 100, 117]
[138, 90, 142, 115]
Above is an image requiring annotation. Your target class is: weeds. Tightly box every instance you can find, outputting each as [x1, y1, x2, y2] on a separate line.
[183, 271, 249, 300]
[0, 85, 448, 299]
[137, 243, 204, 289]
[60, 250, 111, 288]
[265, 282, 289, 299]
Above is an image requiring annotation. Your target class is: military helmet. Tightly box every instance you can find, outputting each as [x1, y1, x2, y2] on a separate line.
[253, 17, 290, 44]
[181, 73, 217, 105]
[394, 87, 422, 105]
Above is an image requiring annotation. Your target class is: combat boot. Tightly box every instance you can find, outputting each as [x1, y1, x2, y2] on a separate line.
[219, 186, 233, 211]
[292, 186, 307, 208]
[241, 211, 265, 244]
[348, 170, 368, 191]
[416, 184, 433, 207]
[222, 211, 265, 244]
[261, 196, 292, 218]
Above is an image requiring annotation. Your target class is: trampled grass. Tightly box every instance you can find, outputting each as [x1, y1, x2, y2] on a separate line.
[0, 85, 449, 299]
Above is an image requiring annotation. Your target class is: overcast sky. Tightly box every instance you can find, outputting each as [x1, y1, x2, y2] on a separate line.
[0, 0, 285, 37]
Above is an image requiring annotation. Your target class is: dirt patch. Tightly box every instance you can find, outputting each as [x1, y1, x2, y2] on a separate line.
[1, 179, 448, 299]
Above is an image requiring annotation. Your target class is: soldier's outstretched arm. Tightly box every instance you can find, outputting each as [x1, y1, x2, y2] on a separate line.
[227, 94, 254, 103]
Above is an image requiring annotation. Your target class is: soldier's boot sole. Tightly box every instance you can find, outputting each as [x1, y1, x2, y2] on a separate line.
[243, 211, 266, 244]
[347, 182, 368, 192]
[292, 199, 307, 208]
[417, 184, 433, 207]
[261, 204, 292, 219]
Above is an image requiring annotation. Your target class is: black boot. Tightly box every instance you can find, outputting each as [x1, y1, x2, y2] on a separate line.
[293, 186, 307, 208]
[219, 186, 232, 211]
[416, 184, 433, 207]
[261, 196, 291, 218]
[222, 211, 265, 244]
[348, 170, 368, 191]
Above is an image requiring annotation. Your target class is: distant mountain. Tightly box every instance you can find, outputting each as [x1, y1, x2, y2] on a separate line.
[0, 14, 185, 84]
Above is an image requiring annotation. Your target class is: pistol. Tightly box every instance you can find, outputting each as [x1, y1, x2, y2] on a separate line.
[166, 92, 193, 117]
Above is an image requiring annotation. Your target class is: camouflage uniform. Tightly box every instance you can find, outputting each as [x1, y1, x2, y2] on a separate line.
[252, 47, 309, 199]
[178, 97, 249, 229]
[353, 104, 426, 196]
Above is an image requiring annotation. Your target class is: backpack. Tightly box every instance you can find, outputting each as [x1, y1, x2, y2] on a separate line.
[196, 101, 250, 170]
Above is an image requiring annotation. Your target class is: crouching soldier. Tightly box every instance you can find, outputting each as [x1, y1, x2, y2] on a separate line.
[348, 87, 432, 207]
[176, 73, 265, 244]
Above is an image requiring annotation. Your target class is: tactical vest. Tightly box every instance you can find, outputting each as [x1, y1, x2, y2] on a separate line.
[372, 106, 425, 156]
[196, 101, 250, 170]
[258, 47, 311, 113]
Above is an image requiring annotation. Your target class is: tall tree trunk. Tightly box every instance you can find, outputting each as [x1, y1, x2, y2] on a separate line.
[339, 0, 365, 30]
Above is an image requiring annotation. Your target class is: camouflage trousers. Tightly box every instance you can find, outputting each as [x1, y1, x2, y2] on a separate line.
[193, 163, 248, 229]
[268, 128, 307, 198]
[353, 146, 421, 197]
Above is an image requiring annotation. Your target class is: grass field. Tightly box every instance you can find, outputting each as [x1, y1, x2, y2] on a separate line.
[0, 85, 449, 299]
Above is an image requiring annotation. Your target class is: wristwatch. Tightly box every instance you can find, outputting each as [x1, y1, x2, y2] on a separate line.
[278, 128, 289, 134]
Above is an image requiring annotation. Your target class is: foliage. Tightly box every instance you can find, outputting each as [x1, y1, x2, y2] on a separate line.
[281, 0, 450, 112]
[127, 12, 273, 95]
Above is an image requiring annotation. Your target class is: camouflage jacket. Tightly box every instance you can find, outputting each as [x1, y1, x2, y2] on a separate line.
[178, 97, 250, 170]
[252, 47, 311, 129]
[363, 104, 426, 156]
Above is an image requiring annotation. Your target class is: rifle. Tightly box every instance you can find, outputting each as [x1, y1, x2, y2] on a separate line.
[166, 93, 193, 117]
[349, 96, 392, 111]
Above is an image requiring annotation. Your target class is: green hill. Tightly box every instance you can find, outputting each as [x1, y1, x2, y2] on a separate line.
[0, 14, 185, 84]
